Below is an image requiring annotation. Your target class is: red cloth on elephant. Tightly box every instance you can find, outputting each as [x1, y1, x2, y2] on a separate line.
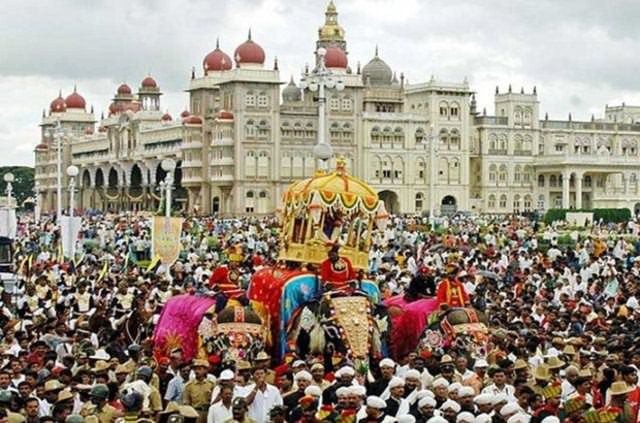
[436, 278, 469, 308]
[319, 257, 355, 288]
[384, 295, 440, 358]
[208, 266, 244, 299]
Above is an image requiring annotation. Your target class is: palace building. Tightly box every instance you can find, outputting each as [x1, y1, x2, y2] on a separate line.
[33, 2, 640, 216]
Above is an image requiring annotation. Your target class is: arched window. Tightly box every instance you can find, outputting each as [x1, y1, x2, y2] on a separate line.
[281, 153, 291, 178]
[439, 101, 449, 117]
[498, 164, 507, 183]
[499, 134, 508, 151]
[415, 128, 425, 146]
[415, 193, 424, 212]
[499, 194, 507, 209]
[372, 156, 381, 180]
[523, 165, 532, 184]
[245, 190, 255, 213]
[514, 135, 523, 152]
[524, 195, 532, 211]
[371, 127, 381, 145]
[439, 128, 449, 148]
[292, 154, 303, 177]
[489, 134, 497, 151]
[537, 194, 545, 210]
[514, 165, 522, 183]
[382, 157, 392, 179]
[450, 102, 460, 119]
[488, 195, 496, 209]
[393, 157, 404, 181]
[245, 151, 256, 178]
[416, 159, 426, 181]
[549, 175, 557, 187]
[449, 129, 460, 150]
[245, 119, 256, 137]
[489, 164, 497, 182]
[257, 151, 269, 178]
[394, 127, 404, 145]
[513, 194, 521, 213]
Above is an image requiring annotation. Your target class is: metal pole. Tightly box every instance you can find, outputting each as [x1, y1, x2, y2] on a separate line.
[165, 172, 172, 218]
[317, 81, 326, 171]
[69, 177, 75, 218]
[429, 131, 436, 226]
[34, 189, 40, 222]
[56, 123, 63, 221]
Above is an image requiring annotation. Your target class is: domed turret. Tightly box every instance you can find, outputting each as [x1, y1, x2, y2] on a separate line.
[141, 76, 157, 88]
[203, 38, 233, 73]
[65, 86, 86, 110]
[324, 45, 347, 70]
[180, 110, 190, 118]
[117, 83, 132, 95]
[183, 115, 203, 125]
[50, 91, 66, 113]
[161, 112, 173, 121]
[234, 29, 265, 66]
[362, 46, 392, 86]
[282, 77, 301, 103]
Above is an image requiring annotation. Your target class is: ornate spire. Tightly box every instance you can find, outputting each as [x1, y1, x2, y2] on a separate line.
[216, 37, 220, 49]
[495, 86, 499, 95]
[274, 56, 279, 70]
[533, 86, 537, 95]
[191, 66, 195, 79]
[356, 61, 361, 74]
[520, 87, 524, 94]
[508, 84, 512, 93]
[375, 45, 379, 57]
[90, 105, 94, 113]
[248, 28, 252, 41]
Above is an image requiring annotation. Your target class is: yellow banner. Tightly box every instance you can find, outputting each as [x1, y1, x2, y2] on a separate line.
[152, 216, 184, 267]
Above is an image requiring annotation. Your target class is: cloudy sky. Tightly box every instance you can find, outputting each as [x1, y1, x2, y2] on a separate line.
[2, 0, 639, 166]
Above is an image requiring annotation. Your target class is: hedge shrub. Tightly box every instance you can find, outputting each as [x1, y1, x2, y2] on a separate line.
[543, 208, 631, 224]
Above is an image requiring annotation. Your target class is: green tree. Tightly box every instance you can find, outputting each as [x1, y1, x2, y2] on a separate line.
[0, 166, 34, 208]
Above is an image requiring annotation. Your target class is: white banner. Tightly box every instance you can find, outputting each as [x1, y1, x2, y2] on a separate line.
[60, 216, 82, 258]
[0, 209, 16, 238]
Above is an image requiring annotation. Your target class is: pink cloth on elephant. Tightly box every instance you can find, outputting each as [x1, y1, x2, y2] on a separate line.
[384, 296, 440, 359]
[153, 294, 216, 361]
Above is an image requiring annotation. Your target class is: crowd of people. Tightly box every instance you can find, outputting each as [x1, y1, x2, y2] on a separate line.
[2, 211, 640, 423]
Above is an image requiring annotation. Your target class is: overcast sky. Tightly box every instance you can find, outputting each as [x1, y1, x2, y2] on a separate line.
[2, 0, 639, 166]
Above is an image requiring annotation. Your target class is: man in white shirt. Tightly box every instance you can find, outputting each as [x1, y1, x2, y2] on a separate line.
[208, 385, 233, 423]
[481, 368, 516, 402]
[244, 367, 283, 423]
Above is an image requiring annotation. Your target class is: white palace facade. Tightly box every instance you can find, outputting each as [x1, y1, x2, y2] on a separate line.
[33, 2, 640, 216]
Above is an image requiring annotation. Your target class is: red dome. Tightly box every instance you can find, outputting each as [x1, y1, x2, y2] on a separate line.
[98, 126, 107, 133]
[204, 40, 233, 72]
[234, 31, 265, 65]
[325, 46, 348, 69]
[180, 110, 190, 118]
[65, 88, 86, 109]
[50, 94, 66, 113]
[217, 110, 234, 120]
[117, 83, 132, 95]
[35, 143, 49, 150]
[141, 76, 157, 88]
[183, 115, 203, 125]
[161, 112, 173, 121]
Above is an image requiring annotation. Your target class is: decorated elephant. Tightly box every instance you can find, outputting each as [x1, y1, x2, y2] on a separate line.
[418, 307, 489, 357]
[153, 294, 270, 362]
[248, 267, 390, 361]
[286, 291, 391, 361]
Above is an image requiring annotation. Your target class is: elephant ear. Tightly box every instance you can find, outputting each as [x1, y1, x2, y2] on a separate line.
[371, 324, 382, 357]
[299, 305, 318, 332]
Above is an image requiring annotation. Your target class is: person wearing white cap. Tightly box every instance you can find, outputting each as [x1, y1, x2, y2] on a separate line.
[370, 358, 397, 397]
[365, 396, 394, 423]
[382, 376, 409, 417]
[457, 386, 475, 413]
[396, 415, 416, 423]
[404, 369, 422, 403]
[507, 413, 531, 423]
[500, 402, 521, 420]
[431, 377, 449, 406]
[540, 417, 559, 423]
[473, 393, 494, 414]
[474, 414, 492, 423]
[304, 385, 322, 399]
[440, 399, 461, 421]
[456, 411, 475, 423]
[322, 365, 356, 405]
[417, 396, 437, 421]
[209, 368, 244, 404]
[447, 382, 462, 401]
[283, 370, 313, 412]
[310, 362, 330, 391]
[426, 417, 448, 423]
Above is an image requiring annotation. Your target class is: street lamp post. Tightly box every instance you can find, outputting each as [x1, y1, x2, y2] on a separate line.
[161, 159, 176, 218]
[299, 47, 345, 171]
[3, 173, 13, 208]
[34, 182, 40, 222]
[66, 165, 79, 217]
[44, 121, 66, 222]
[424, 124, 438, 226]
